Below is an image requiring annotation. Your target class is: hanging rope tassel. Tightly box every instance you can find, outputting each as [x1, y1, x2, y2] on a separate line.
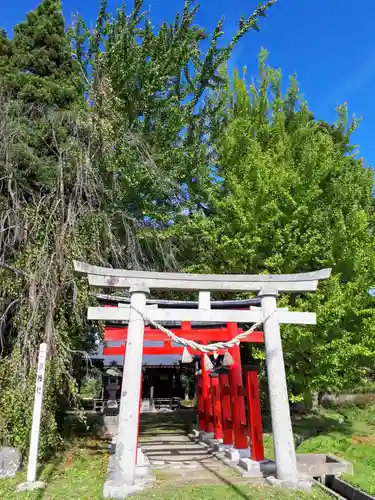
[181, 347, 193, 364]
[203, 353, 214, 371]
[222, 350, 234, 367]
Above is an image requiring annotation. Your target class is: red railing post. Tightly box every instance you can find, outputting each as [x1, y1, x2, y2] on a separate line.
[228, 323, 248, 451]
[211, 374, 223, 440]
[247, 370, 265, 461]
[219, 372, 233, 446]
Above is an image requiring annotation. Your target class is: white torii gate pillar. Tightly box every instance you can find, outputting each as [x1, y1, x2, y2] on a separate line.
[260, 288, 300, 487]
[104, 286, 149, 498]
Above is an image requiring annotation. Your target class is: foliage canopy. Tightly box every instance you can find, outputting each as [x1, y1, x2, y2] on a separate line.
[166, 52, 375, 398]
[0, 0, 374, 457]
[0, 0, 277, 454]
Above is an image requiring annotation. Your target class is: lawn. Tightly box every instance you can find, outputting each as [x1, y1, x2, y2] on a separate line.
[0, 437, 328, 500]
[1, 404, 374, 499]
[264, 403, 375, 496]
[0, 438, 108, 500]
[135, 485, 328, 500]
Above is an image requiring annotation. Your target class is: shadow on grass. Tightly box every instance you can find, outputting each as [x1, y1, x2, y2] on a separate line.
[34, 452, 65, 500]
[262, 409, 354, 447]
[200, 462, 252, 500]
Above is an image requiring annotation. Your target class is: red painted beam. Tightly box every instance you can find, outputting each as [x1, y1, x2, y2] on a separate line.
[104, 326, 264, 343]
[103, 346, 227, 356]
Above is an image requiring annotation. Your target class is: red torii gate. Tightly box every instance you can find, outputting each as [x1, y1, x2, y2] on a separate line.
[103, 321, 265, 461]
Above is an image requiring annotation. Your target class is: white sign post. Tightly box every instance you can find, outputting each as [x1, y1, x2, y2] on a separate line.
[17, 342, 48, 492]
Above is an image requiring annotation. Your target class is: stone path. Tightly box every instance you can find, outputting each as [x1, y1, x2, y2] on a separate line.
[139, 411, 264, 487]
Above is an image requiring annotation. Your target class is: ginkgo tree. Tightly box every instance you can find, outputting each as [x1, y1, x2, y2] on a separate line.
[167, 51, 375, 402]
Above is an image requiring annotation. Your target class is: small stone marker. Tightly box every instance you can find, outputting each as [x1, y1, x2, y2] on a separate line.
[0, 447, 22, 477]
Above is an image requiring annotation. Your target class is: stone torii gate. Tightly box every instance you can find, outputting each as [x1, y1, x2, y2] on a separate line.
[74, 261, 331, 497]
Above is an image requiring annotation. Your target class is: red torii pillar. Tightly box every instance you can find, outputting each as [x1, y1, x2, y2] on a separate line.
[210, 373, 223, 441]
[196, 372, 206, 432]
[227, 322, 250, 459]
[246, 369, 265, 461]
[201, 352, 214, 434]
[219, 371, 233, 447]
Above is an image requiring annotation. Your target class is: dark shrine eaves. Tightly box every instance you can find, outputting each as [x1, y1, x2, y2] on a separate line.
[95, 293, 261, 309]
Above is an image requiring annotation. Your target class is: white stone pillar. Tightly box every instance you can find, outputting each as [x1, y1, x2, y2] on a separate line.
[115, 286, 149, 484]
[259, 289, 298, 482]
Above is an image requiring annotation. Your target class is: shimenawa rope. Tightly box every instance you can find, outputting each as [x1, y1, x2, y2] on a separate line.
[129, 305, 275, 356]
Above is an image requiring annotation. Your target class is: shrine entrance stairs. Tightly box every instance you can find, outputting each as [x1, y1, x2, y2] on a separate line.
[139, 410, 264, 488]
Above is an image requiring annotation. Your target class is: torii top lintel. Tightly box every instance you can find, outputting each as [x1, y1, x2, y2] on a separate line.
[73, 261, 331, 293]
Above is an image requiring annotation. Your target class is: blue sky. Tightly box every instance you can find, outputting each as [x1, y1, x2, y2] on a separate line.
[3, 0, 375, 165]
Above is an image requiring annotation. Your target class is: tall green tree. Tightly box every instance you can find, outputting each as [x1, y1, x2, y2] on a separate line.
[71, 0, 276, 236]
[0, 0, 97, 456]
[4, 0, 81, 106]
[0, 0, 83, 194]
[0, 0, 277, 456]
[167, 52, 375, 399]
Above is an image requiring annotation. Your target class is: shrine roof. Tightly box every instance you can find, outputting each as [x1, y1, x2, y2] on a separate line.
[95, 293, 261, 309]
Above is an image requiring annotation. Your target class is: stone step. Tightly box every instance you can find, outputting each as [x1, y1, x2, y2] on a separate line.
[142, 444, 206, 451]
[140, 436, 191, 442]
[149, 454, 213, 462]
[139, 434, 191, 443]
[139, 436, 190, 442]
[145, 449, 211, 456]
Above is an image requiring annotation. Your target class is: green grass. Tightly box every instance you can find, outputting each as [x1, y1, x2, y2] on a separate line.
[135, 485, 328, 499]
[2, 405, 375, 499]
[0, 437, 329, 499]
[264, 404, 375, 496]
[0, 437, 108, 499]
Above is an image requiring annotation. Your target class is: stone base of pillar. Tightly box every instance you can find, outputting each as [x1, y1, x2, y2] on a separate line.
[224, 447, 250, 462]
[16, 481, 46, 492]
[206, 437, 224, 450]
[135, 448, 150, 476]
[103, 476, 146, 499]
[199, 431, 214, 443]
[103, 447, 154, 499]
[191, 424, 200, 438]
[238, 458, 261, 475]
[266, 475, 312, 492]
[214, 442, 233, 452]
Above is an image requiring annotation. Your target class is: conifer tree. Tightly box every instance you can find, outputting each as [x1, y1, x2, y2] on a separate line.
[4, 0, 81, 106]
[0, 0, 83, 194]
